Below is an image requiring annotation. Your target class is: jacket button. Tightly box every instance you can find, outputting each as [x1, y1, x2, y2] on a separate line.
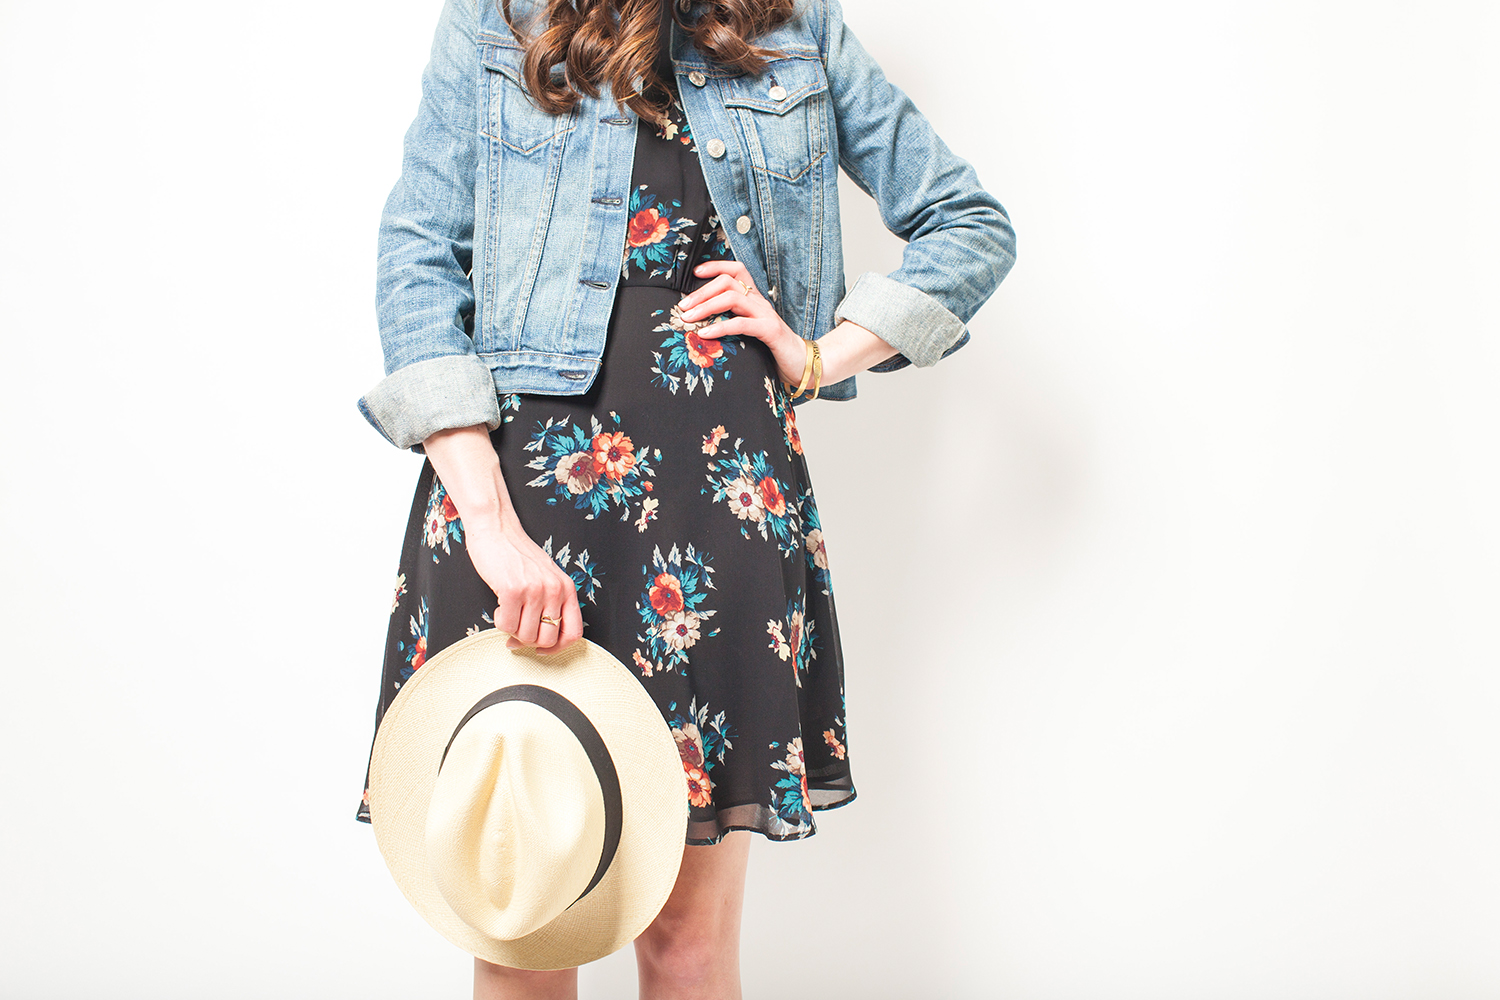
[735, 215, 752, 234]
[705, 138, 726, 158]
[688, 70, 706, 87]
[768, 85, 787, 101]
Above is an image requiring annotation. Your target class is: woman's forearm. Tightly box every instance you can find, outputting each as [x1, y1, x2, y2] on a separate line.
[815, 319, 902, 387]
[420, 424, 521, 538]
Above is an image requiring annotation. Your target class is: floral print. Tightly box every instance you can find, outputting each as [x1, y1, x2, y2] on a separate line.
[422, 480, 463, 561]
[634, 543, 718, 676]
[541, 535, 603, 606]
[524, 411, 659, 522]
[622, 186, 697, 280]
[396, 596, 429, 683]
[649, 303, 738, 396]
[797, 484, 833, 595]
[650, 92, 697, 149]
[823, 722, 848, 761]
[766, 591, 817, 685]
[764, 375, 804, 458]
[703, 435, 801, 555]
[768, 736, 813, 833]
[669, 698, 736, 812]
[500, 392, 521, 423]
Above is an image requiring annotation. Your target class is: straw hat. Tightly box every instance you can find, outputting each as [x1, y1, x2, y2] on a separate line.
[367, 629, 689, 971]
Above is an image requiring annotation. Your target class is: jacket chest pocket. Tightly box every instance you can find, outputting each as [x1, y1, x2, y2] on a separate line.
[480, 42, 575, 155]
[719, 55, 828, 183]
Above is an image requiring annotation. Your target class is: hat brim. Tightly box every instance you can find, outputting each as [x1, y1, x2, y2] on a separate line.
[368, 630, 688, 970]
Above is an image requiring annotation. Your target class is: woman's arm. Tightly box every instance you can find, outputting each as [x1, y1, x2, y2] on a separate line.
[681, 259, 900, 387]
[357, 0, 503, 454]
[817, 0, 1017, 374]
[421, 424, 584, 653]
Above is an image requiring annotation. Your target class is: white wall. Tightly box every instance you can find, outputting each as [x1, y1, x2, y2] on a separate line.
[2, 0, 1496, 996]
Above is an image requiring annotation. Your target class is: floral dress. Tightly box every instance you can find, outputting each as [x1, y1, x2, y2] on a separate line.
[356, 6, 853, 844]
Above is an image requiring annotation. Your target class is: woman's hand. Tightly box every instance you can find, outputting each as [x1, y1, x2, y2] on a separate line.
[678, 260, 808, 387]
[464, 519, 585, 654]
[421, 425, 584, 654]
[680, 260, 902, 388]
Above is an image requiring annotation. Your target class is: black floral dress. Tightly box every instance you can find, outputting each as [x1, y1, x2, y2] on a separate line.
[357, 8, 853, 844]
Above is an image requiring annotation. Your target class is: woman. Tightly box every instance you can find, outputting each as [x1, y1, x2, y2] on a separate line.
[355, 0, 1015, 995]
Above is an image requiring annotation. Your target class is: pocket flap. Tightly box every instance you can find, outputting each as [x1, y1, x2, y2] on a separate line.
[720, 55, 827, 115]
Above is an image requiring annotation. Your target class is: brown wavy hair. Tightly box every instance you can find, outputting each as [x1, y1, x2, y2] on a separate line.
[500, 0, 797, 122]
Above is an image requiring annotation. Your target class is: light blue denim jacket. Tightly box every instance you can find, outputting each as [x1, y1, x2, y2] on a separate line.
[358, 0, 1016, 451]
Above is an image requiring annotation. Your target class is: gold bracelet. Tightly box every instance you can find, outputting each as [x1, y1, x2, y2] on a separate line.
[807, 339, 824, 400]
[790, 337, 815, 397]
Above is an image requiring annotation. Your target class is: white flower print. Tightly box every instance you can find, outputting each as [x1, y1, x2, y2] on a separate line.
[660, 610, 702, 651]
[726, 476, 765, 522]
[805, 528, 828, 570]
[555, 451, 599, 495]
[784, 737, 805, 777]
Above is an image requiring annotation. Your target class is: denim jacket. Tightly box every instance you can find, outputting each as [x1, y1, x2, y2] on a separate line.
[358, 0, 1016, 451]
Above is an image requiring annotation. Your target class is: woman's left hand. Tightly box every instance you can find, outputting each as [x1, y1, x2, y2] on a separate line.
[678, 260, 807, 387]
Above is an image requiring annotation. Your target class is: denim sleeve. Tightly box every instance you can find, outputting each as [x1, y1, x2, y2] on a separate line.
[356, 0, 501, 452]
[817, 0, 1017, 373]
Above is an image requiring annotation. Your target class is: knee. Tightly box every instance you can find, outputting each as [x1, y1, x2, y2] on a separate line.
[635, 911, 726, 988]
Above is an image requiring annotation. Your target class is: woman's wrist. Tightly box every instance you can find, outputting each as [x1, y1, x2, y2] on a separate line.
[420, 424, 516, 538]
[804, 319, 899, 387]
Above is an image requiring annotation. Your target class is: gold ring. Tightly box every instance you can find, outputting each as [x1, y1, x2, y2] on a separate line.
[540, 615, 561, 626]
[735, 279, 753, 297]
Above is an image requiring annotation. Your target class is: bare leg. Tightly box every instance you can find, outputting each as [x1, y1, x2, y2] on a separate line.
[473, 959, 577, 1000]
[633, 830, 752, 1000]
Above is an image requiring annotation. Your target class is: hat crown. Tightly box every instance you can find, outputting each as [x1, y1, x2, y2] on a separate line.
[425, 701, 606, 941]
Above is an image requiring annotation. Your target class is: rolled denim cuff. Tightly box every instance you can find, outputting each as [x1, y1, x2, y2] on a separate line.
[831, 271, 969, 370]
[357, 354, 502, 452]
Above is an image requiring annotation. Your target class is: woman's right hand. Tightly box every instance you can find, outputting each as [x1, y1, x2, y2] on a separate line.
[464, 519, 584, 654]
[421, 424, 584, 655]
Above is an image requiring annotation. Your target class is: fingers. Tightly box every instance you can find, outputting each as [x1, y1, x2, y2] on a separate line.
[499, 571, 582, 653]
[691, 259, 753, 287]
[679, 271, 765, 324]
[512, 596, 546, 647]
[535, 582, 585, 655]
[560, 594, 585, 647]
[693, 315, 758, 341]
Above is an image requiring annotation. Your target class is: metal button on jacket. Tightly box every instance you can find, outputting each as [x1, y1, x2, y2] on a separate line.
[705, 138, 726, 158]
[687, 70, 706, 87]
[735, 215, 752, 234]
[768, 84, 787, 101]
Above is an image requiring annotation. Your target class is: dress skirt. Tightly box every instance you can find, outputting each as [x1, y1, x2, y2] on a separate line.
[357, 72, 855, 845]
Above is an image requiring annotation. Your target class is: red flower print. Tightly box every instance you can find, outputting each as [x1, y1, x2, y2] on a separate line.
[411, 635, 427, 670]
[823, 728, 847, 760]
[784, 409, 803, 454]
[673, 723, 705, 768]
[758, 475, 787, 518]
[685, 328, 723, 368]
[648, 572, 685, 615]
[440, 494, 460, 522]
[627, 207, 670, 248]
[684, 764, 713, 809]
[591, 430, 637, 480]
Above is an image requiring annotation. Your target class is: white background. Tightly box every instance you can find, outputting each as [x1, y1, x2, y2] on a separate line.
[2, 0, 1497, 996]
